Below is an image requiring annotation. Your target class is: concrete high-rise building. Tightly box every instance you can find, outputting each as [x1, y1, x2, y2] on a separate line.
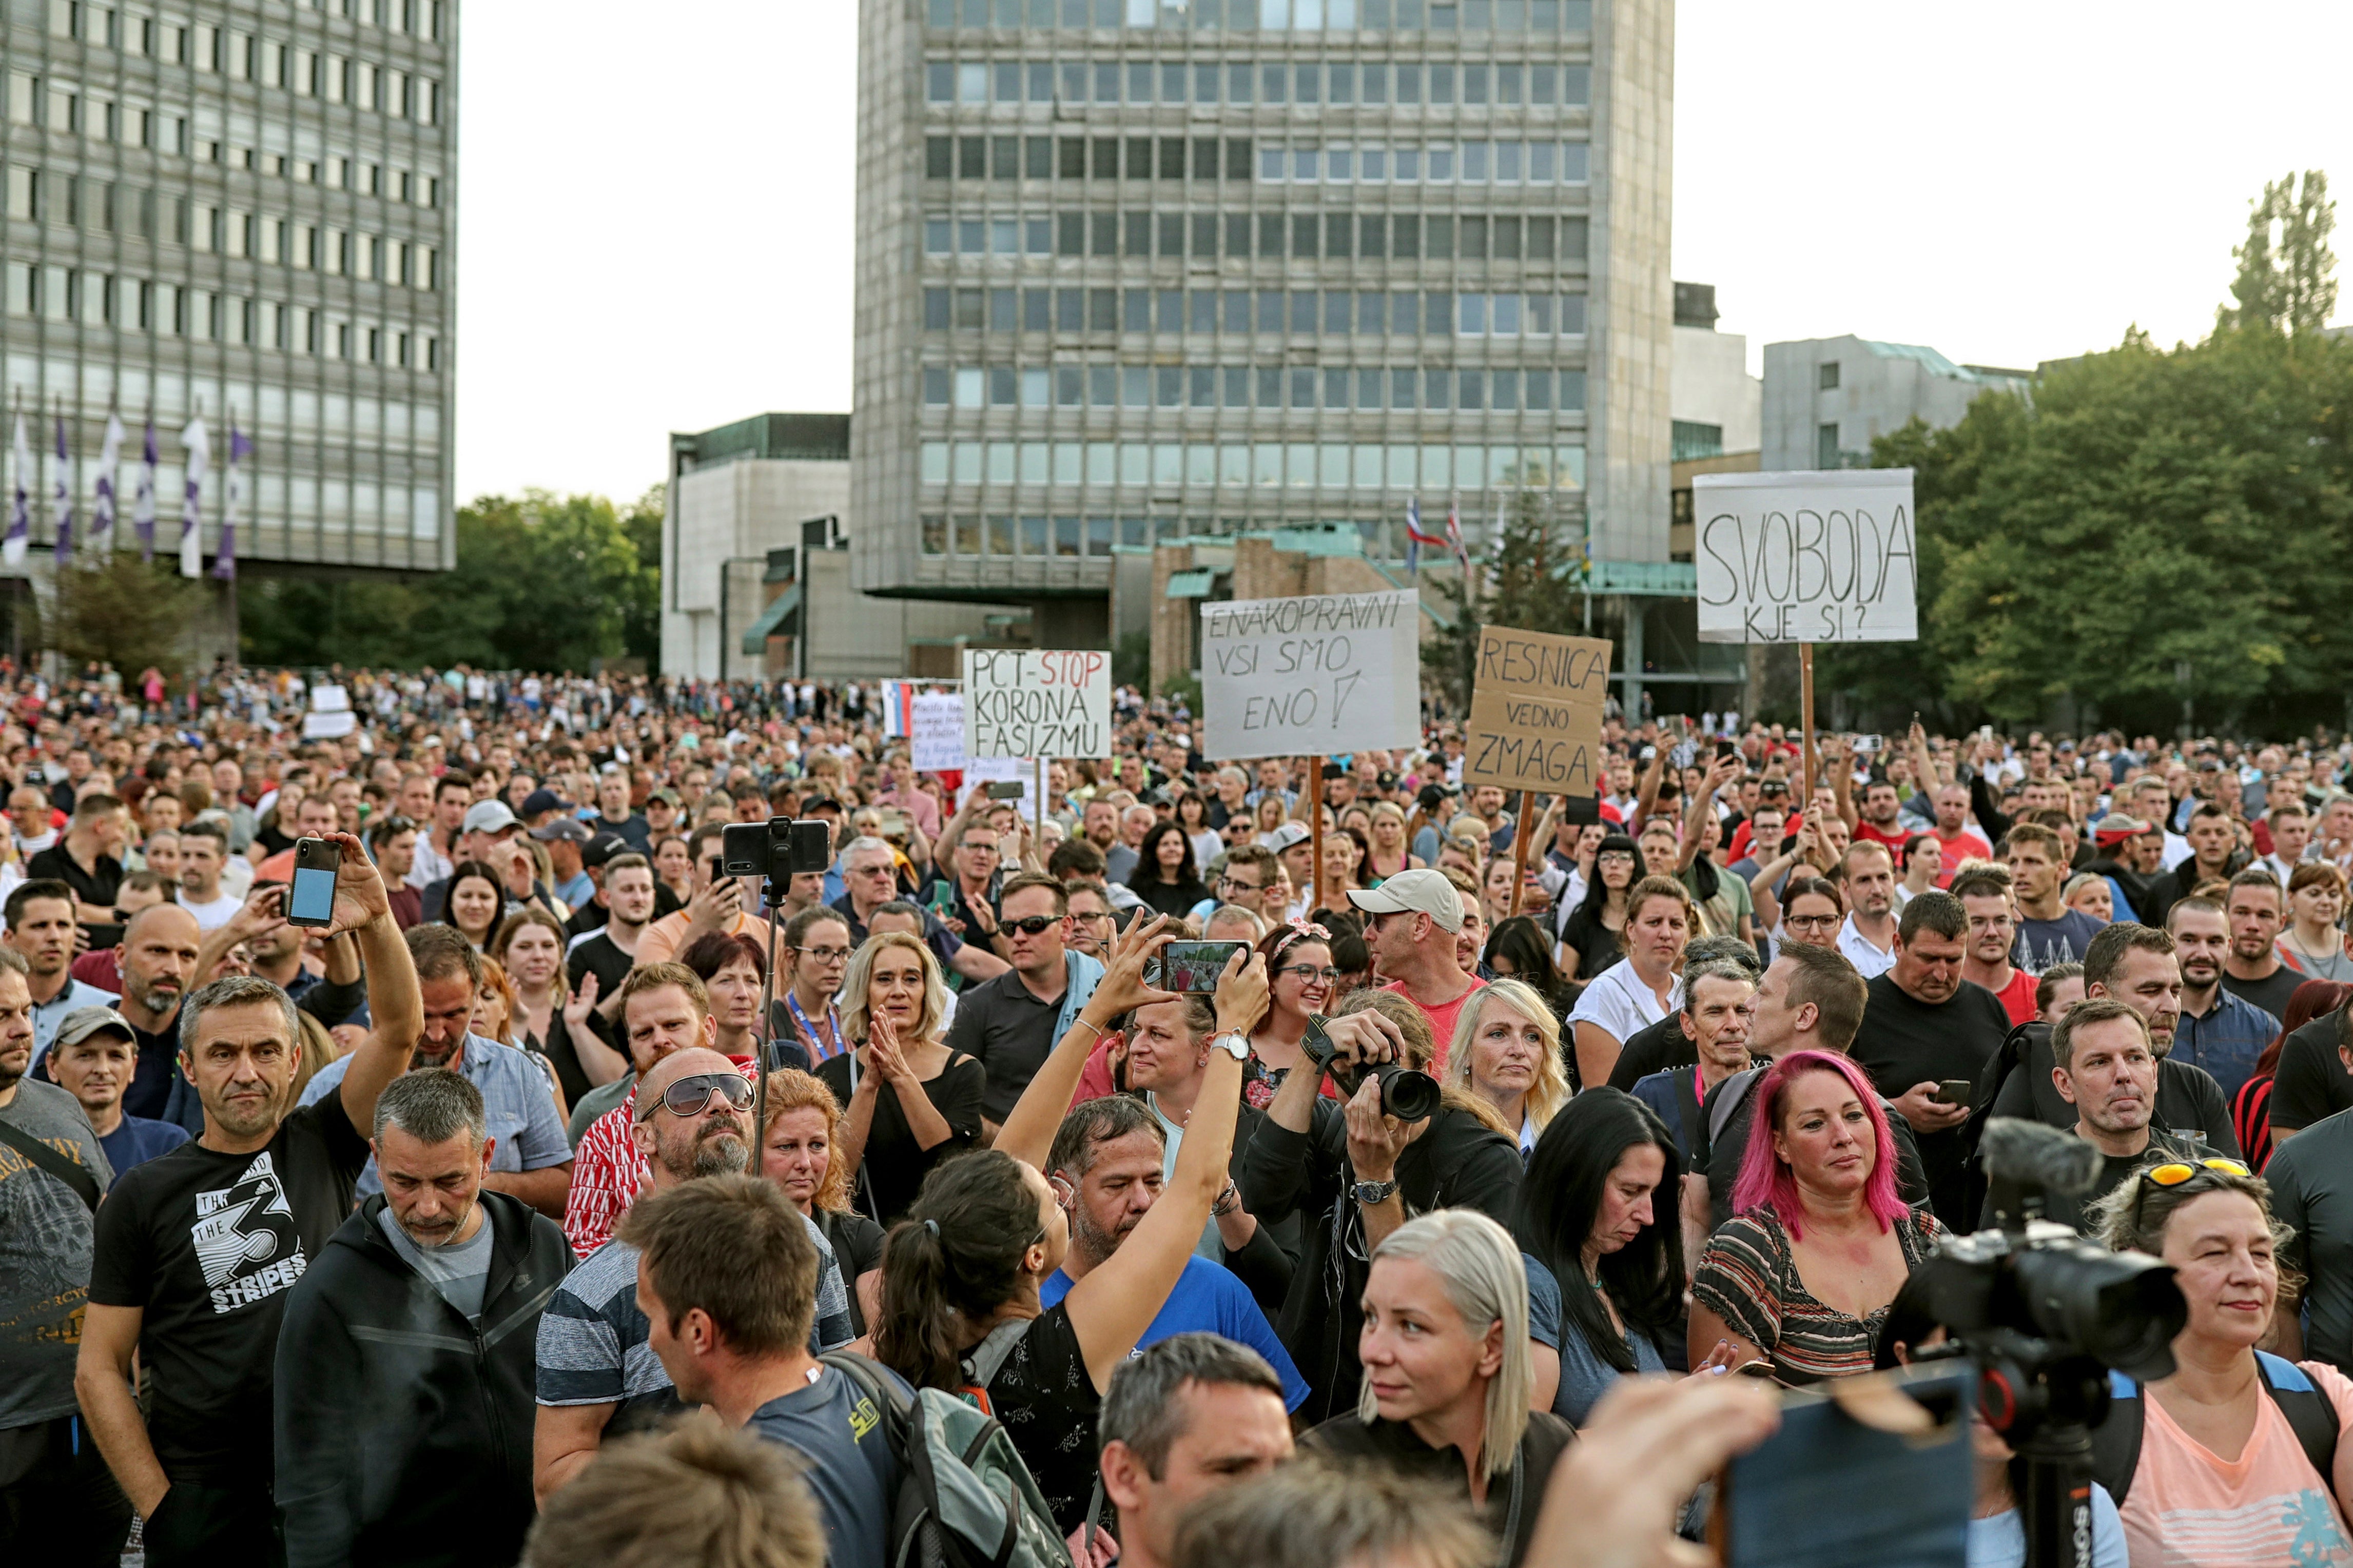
[850, 0, 1674, 652]
[2, 0, 455, 613]
[1762, 335, 2028, 471]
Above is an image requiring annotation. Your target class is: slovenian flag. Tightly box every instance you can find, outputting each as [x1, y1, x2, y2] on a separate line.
[1445, 495, 1468, 571]
[881, 679, 918, 739]
[1405, 496, 1446, 576]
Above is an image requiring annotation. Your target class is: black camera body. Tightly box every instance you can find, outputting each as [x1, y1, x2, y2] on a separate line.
[1300, 1013, 1442, 1123]
[720, 817, 832, 884]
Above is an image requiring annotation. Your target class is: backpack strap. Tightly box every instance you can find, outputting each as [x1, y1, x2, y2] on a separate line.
[2088, 1370, 2144, 1507]
[1707, 1067, 1761, 1147]
[963, 1318, 1031, 1392]
[0, 1116, 100, 1212]
[2256, 1351, 2342, 1488]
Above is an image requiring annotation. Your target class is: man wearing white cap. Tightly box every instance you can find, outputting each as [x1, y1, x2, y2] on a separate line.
[420, 799, 526, 926]
[1347, 868, 1484, 1074]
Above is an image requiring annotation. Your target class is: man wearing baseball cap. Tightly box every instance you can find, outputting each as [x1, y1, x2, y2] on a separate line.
[1347, 868, 1484, 1074]
[44, 1005, 189, 1175]
[2086, 815, 2161, 925]
[534, 818, 595, 911]
[420, 799, 524, 926]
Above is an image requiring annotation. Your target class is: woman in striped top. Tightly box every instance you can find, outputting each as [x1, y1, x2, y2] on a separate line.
[1688, 1049, 1942, 1383]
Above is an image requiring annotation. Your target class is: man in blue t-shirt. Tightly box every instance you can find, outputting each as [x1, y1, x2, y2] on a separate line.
[1040, 1095, 1309, 1411]
[42, 1007, 189, 1173]
[626, 1174, 901, 1568]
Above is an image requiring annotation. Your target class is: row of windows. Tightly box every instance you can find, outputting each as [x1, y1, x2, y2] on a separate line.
[32, 22, 448, 121]
[924, 361, 1584, 413]
[924, 284, 1584, 337]
[7, 169, 441, 288]
[0, 471, 441, 537]
[926, 56, 1588, 109]
[7, 76, 446, 205]
[927, 0, 1592, 37]
[7, 359, 446, 447]
[52, 0, 446, 48]
[924, 131, 1587, 186]
[917, 439, 1585, 500]
[925, 208, 1585, 263]
[5, 264, 440, 367]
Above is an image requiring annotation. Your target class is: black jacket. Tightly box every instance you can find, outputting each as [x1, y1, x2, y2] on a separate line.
[274, 1191, 571, 1568]
[1239, 1099, 1521, 1426]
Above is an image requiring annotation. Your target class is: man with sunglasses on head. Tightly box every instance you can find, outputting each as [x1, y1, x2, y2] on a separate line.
[946, 872, 1104, 1144]
[532, 1032, 851, 1506]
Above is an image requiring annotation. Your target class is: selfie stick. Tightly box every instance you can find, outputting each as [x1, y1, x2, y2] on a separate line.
[749, 838, 793, 1177]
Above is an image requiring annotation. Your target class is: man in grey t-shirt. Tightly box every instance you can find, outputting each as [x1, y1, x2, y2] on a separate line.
[0, 953, 130, 1562]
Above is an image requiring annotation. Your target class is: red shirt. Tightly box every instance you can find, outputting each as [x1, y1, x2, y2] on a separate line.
[1932, 827, 1994, 888]
[1988, 967, 2037, 1028]
[1385, 975, 1487, 1075]
[1853, 820, 1912, 852]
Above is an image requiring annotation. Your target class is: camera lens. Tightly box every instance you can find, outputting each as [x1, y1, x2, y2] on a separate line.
[1372, 1065, 1441, 1123]
[2012, 1242, 2185, 1383]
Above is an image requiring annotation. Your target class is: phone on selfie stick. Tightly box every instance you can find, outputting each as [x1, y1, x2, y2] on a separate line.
[721, 817, 839, 1174]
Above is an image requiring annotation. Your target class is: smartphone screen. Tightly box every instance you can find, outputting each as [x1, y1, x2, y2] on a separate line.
[1146, 939, 1247, 993]
[288, 864, 337, 925]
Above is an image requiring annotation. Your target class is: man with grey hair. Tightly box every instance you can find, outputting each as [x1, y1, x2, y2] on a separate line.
[1603, 934, 1763, 1093]
[1095, 1334, 1295, 1568]
[1628, 959, 1757, 1163]
[828, 835, 1005, 984]
[273, 1068, 572, 1568]
[1201, 905, 1267, 944]
[76, 832, 422, 1565]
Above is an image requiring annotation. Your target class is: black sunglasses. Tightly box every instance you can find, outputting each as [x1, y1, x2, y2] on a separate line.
[1002, 915, 1061, 936]
[638, 1072, 753, 1122]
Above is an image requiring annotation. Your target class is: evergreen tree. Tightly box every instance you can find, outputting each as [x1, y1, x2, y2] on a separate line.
[2222, 171, 2338, 335]
[1430, 489, 1591, 709]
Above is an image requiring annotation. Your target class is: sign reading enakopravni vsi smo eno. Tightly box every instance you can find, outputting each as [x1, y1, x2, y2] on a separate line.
[1693, 469, 1918, 644]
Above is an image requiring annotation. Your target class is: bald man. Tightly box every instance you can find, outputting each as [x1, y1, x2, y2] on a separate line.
[532, 1044, 854, 1501]
[41, 903, 203, 1127]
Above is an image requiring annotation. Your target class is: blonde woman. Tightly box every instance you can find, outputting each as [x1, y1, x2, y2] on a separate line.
[813, 930, 983, 1225]
[1445, 979, 1571, 1158]
[1366, 800, 1421, 884]
[1301, 1209, 1572, 1568]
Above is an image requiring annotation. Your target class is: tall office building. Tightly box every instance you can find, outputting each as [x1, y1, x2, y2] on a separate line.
[852, 0, 1671, 647]
[2, 0, 455, 599]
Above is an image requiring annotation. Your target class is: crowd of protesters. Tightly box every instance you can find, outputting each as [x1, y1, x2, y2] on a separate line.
[9, 659, 2353, 1566]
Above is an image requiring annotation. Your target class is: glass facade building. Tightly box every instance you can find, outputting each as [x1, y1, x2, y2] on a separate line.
[2, 0, 454, 576]
[852, 0, 1671, 638]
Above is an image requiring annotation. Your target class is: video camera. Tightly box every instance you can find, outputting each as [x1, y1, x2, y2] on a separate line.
[1911, 1118, 2187, 1568]
[719, 816, 833, 887]
[1300, 1012, 1441, 1123]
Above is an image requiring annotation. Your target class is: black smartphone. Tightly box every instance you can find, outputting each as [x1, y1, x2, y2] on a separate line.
[986, 780, 1026, 800]
[1716, 739, 1739, 762]
[1145, 939, 1247, 994]
[1559, 795, 1602, 827]
[287, 837, 340, 928]
[1934, 1079, 1975, 1106]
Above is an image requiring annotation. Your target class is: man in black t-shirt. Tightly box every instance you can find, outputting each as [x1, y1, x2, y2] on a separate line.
[76, 833, 422, 1567]
[567, 853, 659, 1060]
[1845, 891, 2013, 1226]
[2268, 1006, 2353, 1144]
[27, 792, 127, 913]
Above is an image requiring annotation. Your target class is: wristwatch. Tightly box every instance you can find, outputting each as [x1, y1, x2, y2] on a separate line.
[1351, 1177, 1399, 1206]
[1211, 1030, 1250, 1063]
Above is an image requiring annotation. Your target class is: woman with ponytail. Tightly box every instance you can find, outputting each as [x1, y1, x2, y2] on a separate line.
[871, 914, 1270, 1535]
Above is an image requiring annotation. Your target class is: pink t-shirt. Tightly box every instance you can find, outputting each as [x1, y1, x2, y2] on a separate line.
[2120, 1359, 2353, 1567]
[1384, 976, 1486, 1075]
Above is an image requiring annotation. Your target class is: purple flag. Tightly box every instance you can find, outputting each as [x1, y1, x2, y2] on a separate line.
[51, 416, 72, 564]
[214, 422, 252, 581]
[134, 419, 157, 560]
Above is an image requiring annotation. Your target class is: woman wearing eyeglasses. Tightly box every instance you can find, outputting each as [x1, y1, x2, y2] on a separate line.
[776, 905, 853, 1065]
[816, 930, 984, 1225]
[1243, 920, 1337, 1110]
[2090, 1156, 2353, 1566]
[1775, 877, 1848, 956]
[1557, 833, 1639, 983]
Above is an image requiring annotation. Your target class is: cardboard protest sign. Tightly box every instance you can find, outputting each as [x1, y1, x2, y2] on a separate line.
[1694, 469, 1917, 643]
[962, 650, 1112, 760]
[1201, 591, 1421, 760]
[1462, 628, 1612, 796]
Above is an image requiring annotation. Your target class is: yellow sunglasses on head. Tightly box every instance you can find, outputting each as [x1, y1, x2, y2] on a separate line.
[2141, 1157, 2251, 1188]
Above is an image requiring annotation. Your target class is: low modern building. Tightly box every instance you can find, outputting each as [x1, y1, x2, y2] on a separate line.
[659, 411, 1017, 680]
[1761, 335, 2028, 471]
[1668, 280, 1756, 464]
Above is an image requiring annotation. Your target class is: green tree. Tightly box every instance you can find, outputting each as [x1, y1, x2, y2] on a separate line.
[51, 554, 207, 675]
[2222, 171, 2338, 336]
[1430, 490, 1593, 709]
[618, 484, 665, 670]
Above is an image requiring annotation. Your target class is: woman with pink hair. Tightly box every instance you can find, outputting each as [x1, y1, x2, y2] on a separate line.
[1687, 1049, 1943, 1382]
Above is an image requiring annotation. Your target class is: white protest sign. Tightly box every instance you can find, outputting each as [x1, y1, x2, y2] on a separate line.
[961, 754, 1041, 825]
[908, 693, 966, 773]
[302, 682, 355, 738]
[963, 649, 1113, 760]
[1693, 469, 1917, 643]
[1201, 591, 1421, 760]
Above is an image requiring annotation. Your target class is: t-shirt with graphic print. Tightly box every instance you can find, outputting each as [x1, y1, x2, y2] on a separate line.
[2118, 1358, 2353, 1567]
[87, 1093, 368, 1484]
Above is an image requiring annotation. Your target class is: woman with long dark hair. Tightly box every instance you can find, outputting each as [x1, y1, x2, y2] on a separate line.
[1518, 1089, 1699, 1423]
[1557, 833, 1639, 982]
[1126, 819, 1212, 920]
[872, 917, 1266, 1533]
[1483, 915, 1577, 1024]
[441, 858, 507, 951]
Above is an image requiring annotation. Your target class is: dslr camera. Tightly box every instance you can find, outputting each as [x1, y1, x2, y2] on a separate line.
[1300, 1012, 1441, 1123]
[719, 817, 833, 885]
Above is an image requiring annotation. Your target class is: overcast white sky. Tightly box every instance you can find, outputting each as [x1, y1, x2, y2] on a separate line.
[452, 0, 2353, 503]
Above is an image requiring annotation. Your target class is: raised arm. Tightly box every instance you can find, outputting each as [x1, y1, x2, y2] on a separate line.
[1064, 949, 1266, 1392]
[194, 884, 292, 985]
[1679, 756, 1741, 873]
[319, 830, 424, 1136]
[1825, 736, 1857, 832]
[995, 915, 1176, 1169]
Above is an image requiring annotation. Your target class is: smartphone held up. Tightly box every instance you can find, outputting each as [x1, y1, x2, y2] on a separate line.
[287, 837, 341, 928]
